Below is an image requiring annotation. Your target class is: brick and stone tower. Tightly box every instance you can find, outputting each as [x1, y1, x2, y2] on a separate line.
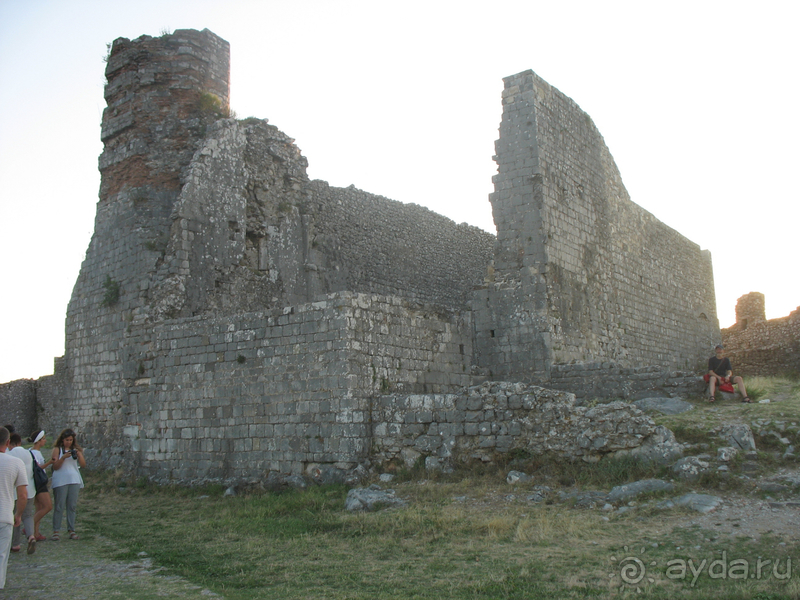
[62, 30, 230, 464]
[99, 28, 230, 201]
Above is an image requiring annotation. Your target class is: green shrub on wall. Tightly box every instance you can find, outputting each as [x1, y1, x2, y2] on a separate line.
[101, 275, 121, 307]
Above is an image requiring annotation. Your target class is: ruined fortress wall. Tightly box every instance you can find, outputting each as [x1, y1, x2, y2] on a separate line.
[0, 379, 36, 437]
[722, 298, 800, 377]
[63, 30, 233, 463]
[145, 118, 494, 320]
[63, 292, 471, 480]
[308, 181, 494, 310]
[476, 70, 719, 381]
[371, 382, 666, 467]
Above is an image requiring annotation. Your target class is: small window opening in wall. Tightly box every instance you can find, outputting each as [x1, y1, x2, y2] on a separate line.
[459, 344, 465, 355]
[741, 318, 748, 330]
[490, 330, 495, 338]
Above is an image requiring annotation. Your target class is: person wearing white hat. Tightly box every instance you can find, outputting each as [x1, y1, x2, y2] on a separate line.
[27, 430, 52, 541]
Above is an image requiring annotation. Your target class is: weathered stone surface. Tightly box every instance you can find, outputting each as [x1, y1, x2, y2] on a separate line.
[719, 424, 757, 451]
[615, 425, 684, 465]
[672, 456, 712, 480]
[633, 397, 694, 415]
[758, 482, 790, 493]
[345, 486, 407, 512]
[307, 465, 347, 486]
[716, 447, 739, 462]
[506, 471, 532, 485]
[285, 475, 308, 490]
[606, 479, 674, 504]
[558, 490, 607, 509]
[372, 382, 679, 466]
[674, 493, 723, 514]
[475, 69, 718, 385]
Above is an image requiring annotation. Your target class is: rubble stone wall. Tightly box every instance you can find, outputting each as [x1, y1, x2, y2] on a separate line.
[371, 381, 670, 467]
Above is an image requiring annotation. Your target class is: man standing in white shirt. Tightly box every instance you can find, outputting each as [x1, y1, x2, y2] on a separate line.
[0, 426, 28, 589]
[7, 433, 36, 554]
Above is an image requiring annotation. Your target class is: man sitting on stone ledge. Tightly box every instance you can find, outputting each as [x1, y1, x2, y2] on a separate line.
[704, 344, 751, 403]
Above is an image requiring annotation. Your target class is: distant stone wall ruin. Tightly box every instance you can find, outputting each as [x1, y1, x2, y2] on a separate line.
[721, 292, 800, 377]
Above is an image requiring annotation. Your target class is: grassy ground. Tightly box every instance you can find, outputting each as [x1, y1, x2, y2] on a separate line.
[71, 377, 800, 599]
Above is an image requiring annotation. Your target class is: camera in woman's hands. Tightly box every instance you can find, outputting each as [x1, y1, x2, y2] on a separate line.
[69, 449, 77, 459]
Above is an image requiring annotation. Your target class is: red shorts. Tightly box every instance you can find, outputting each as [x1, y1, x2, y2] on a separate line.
[703, 373, 734, 393]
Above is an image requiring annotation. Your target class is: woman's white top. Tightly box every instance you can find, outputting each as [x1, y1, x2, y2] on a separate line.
[31, 448, 45, 467]
[7, 446, 35, 499]
[51, 449, 84, 489]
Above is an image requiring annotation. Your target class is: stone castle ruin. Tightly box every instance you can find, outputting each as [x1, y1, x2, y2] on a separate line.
[3, 29, 722, 483]
[721, 292, 800, 377]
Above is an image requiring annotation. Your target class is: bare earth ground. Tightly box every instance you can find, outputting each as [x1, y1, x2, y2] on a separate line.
[3, 535, 218, 599]
[5, 472, 800, 599]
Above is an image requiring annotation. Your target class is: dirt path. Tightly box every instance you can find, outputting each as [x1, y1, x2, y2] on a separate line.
[3, 534, 219, 599]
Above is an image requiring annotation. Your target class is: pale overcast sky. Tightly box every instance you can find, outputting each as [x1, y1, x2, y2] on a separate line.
[0, 0, 797, 383]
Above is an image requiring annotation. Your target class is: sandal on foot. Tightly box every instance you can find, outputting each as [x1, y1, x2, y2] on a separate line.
[35, 534, 46, 542]
[742, 397, 752, 403]
[709, 395, 716, 403]
[51, 532, 60, 541]
[10, 545, 20, 553]
[69, 531, 79, 540]
[27, 536, 36, 555]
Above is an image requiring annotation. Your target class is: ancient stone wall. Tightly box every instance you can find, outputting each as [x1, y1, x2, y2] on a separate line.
[51, 292, 472, 481]
[307, 181, 494, 310]
[32, 358, 67, 441]
[371, 381, 679, 468]
[474, 70, 719, 381]
[722, 294, 800, 377]
[0, 379, 36, 438]
[9, 30, 728, 484]
[63, 29, 233, 469]
[547, 363, 703, 401]
[145, 117, 493, 320]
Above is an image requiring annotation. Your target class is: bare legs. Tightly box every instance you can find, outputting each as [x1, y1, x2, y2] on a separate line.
[33, 491, 52, 538]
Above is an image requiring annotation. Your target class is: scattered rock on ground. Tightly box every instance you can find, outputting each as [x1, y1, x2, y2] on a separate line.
[674, 492, 723, 514]
[345, 486, 407, 511]
[719, 423, 757, 451]
[633, 397, 694, 415]
[507, 470, 532, 484]
[672, 456, 712, 479]
[607, 479, 674, 503]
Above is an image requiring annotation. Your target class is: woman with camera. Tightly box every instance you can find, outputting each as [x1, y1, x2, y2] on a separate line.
[50, 429, 86, 541]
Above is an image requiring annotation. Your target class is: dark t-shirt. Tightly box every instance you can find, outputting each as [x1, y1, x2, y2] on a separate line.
[708, 356, 732, 376]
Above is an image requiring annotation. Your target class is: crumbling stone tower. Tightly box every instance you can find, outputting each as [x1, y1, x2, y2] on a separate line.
[473, 70, 719, 383]
[734, 292, 766, 330]
[65, 29, 230, 445]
